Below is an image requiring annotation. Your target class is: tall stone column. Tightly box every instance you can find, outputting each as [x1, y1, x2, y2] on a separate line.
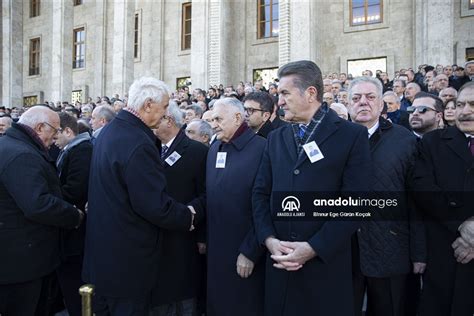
[190, 0, 209, 89]
[415, 0, 454, 66]
[278, 0, 291, 66]
[50, 0, 73, 103]
[93, 0, 107, 98]
[208, 0, 222, 86]
[148, 0, 165, 80]
[2, 0, 23, 108]
[112, 0, 135, 96]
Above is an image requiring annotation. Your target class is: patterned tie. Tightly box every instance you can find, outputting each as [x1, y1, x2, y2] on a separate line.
[469, 137, 474, 157]
[161, 145, 168, 160]
[298, 124, 307, 139]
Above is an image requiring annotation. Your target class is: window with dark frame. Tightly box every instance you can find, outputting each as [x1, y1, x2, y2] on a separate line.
[29, 38, 41, 76]
[74, 0, 83, 6]
[30, 0, 40, 17]
[73, 27, 85, 69]
[176, 77, 191, 90]
[466, 48, 474, 61]
[134, 13, 140, 59]
[470, 0, 474, 9]
[257, 0, 279, 39]
[350, 0, 383, 26]
[24, 96, 38, 107]
[181, 3, 192, 50]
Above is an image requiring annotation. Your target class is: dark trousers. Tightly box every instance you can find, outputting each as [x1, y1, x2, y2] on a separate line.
[0, 278, 42, 316]
[353, 262, 407, 316]
[151, 298, 197, 316]
[405, 273, 422, 316]
[93, 294, 150, 316]
[56, 256, 84, 316]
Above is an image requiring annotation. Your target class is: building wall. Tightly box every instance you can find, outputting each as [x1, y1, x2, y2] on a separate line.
[2, 0, 474, 107]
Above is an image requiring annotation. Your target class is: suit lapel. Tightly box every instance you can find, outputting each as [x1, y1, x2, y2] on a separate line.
[282, 125, 298, 163]
[444, 127, 473, 166]
[294, 111, 339, 168]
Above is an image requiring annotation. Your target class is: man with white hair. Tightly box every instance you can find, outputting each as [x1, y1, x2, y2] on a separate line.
[206, 97, 266, 315]
[0, 106, 83, 315]
[83, 77, 204, 315]
[330, 102, 349, 120]
[90, 105, 116, 143]
[348, 77, 426, 316]
[151, 102, 208, 316]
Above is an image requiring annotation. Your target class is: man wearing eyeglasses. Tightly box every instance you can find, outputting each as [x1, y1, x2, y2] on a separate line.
[243, 92, 274, 138]
[408, 92, 444, 139]
[411, 82, 474, 316]
[0, 106, 84, 315]
[347, 77, 426, 316]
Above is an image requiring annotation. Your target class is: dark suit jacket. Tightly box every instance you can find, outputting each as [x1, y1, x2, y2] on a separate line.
[83, 110, 205, 298]
[57, 138, 93, 257]
[152, 130, 207, 305]
[0, 123, 80, 284]
[411, 126, 474, 316]
[357, 118, 425, 277]
[253, 109, 372, 316]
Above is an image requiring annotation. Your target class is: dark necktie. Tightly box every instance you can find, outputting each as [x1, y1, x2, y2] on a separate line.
[161, 145, 168, 160]
[469, 137, 474, 157]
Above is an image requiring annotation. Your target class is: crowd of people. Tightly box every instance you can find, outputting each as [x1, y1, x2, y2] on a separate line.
[0, 59, 473, 316]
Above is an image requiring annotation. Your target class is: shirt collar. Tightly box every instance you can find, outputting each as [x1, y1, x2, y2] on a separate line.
[163, 136, 176, 148]
[124, 107, 147, 125]
[367, 121, 380, 138]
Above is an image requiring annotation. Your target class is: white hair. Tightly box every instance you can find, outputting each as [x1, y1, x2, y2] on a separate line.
[330, 103, 348, 115]
[18, 106, 55, 128]
[348, 76, 383, 100]
[382, 91, 401, 103]
[167, 101, 185, 128]
[127, 77, 171, 111]
[213, 98, 245, 116]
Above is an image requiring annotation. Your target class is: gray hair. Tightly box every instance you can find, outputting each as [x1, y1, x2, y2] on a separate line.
[190, 119, 213, 140]
[186, 104, 203, 118]
[18, 106, 55, 128]
[81, 104, 93, 113]
[94, 105, 116, 123]
[439, 87, 458, 98]
[382, 91, 401, 103]
[167, 101, 185, 128]
[128, 77, 171, 111]
[114, 100, 125, 108]
[213, 97, 245, 116]
[348, 76, 383, 100]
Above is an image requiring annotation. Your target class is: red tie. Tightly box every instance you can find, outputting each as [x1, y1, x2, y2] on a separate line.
[470, 137, 474, 157]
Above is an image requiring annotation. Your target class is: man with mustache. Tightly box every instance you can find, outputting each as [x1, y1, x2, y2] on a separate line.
[408, 92, 444, 139]
[347, 77, 426, 316]
[411, 82, 474, 316]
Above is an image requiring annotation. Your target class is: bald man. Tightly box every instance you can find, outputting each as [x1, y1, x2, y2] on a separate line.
[0, 106, 83, 315]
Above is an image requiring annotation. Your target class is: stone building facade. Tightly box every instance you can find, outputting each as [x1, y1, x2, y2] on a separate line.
[1, 0, 474, 107]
